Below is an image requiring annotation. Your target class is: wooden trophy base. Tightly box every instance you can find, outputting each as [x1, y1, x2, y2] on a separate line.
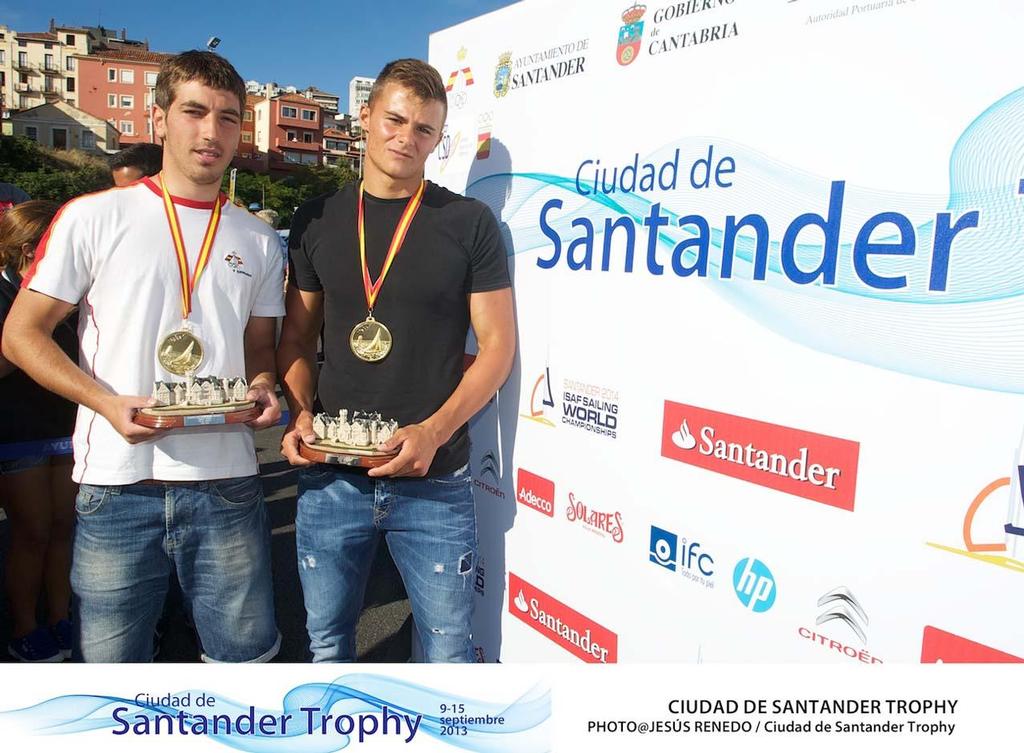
[298, 440, 398, 469]
[133, 401, 259, 429]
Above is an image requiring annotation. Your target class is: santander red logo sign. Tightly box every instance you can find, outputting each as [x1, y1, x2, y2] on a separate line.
[516, 468, 554, 517]
[508, 573, 617, 663]
[661, 401, 860, 511]
[920, 626, 1023, 663]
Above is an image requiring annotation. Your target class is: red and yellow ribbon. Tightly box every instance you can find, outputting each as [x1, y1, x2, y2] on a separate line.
[159, 174, 223, 320]
[357, 180, 425, 313]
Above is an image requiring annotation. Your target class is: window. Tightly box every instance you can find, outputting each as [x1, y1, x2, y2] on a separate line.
[281, 105, 297, 118]
[325, 139, 340, 150]
[242, 132, 252, 143]
[0, 72, 4, 86]
[107, 93, 116, 107]
[18, 40, 26, 47]
[303, 132, 313, 143]
[19, 72, 28, 85]
[65, 56, 74, 71]
[243, 110, 253, 121]
[301, 109, 316, 121]
[301, 152, 317, 165]
[286, 130, 297, 142]
[44, 76, 55, 93]
[120, 69, 134, 84]
[18, 52, 27, 67]
[44, 42, 53, 50]
[108, 68, 117, 82]
[19, 95, 28, 109]
[120, 94, 134, 108]
[283, 151, 301, 164]
[25, 126, 37, 141]
[82, 131, 95, 149]
[0, 51, 5, 64]
[145, 71, 157, 86]
[120, 120, 134, 135]
[144, 91, 151, 108]
[66, 78, 75, 92]
[65, 34, 76, 45]
[44, 54, 54, 70]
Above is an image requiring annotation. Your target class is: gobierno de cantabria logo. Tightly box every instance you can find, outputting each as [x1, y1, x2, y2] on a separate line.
[616, 3, 647, 66]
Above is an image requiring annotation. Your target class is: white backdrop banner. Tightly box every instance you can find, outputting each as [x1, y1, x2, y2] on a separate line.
[427, 0, 1024, 663]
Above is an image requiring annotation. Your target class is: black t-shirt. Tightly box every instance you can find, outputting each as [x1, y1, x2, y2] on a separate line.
[289, 181, 510, 476]
[0, 264, 79, 444]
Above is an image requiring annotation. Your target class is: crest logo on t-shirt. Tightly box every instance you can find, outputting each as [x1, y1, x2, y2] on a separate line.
[224, 252, 252, 277]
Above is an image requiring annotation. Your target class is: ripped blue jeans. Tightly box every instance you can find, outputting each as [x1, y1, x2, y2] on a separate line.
[295, 464, 476, 663]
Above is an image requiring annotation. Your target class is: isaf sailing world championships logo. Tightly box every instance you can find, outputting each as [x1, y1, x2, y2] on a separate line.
[617, 3, 647, 66]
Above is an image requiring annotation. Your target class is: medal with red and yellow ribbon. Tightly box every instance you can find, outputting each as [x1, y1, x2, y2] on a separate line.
[349, 180, 425, 362]
[155, 174, 223, 376]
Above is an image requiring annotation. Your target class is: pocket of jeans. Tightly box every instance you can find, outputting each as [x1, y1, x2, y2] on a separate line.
[211, 476, 263, 507]
[428, 464, 472, 486]
[75, 484, 110, 516]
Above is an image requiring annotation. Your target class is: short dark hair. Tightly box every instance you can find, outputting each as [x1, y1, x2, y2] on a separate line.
[110, 143, 163, 177]
[367, 59, 447, 111]
[155, 50, 246, 113]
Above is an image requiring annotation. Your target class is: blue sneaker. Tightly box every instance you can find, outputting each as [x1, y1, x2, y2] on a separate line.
[8, 627, 63, 662]
[51, 619, 73, 659]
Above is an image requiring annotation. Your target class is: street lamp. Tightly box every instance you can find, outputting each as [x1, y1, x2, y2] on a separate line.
[206, 36, 221, 52]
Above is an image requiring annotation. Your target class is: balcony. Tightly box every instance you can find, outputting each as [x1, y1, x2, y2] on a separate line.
[40, 63, 64, 75]
[13, 60, 33, 73]
[15, 82, 34, 93]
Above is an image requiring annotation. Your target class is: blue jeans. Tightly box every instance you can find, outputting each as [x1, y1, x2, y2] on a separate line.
[72, 477, 280, 663]
[296, 464, 477, 663]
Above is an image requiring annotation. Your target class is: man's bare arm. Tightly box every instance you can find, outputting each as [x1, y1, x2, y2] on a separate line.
[1, 288, 164, 443]
[243, 315, 283, 430]
[276, 284, 324, 465]
[370, 287, 515, 478]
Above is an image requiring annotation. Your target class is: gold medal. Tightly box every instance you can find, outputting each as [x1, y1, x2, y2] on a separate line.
[158, 329, 205, 375]
[349, 316, 393, 362]
[354, 180, 425, 363]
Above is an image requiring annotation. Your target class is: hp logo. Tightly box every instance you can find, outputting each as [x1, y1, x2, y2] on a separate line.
[733, 557, 776, 612]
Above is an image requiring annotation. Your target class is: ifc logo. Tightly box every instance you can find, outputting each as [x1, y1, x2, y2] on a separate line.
[732, 557, 776, 613]
[649, 525, 678, 572]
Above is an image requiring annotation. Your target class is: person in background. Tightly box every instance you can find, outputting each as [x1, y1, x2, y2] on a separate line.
[0, 200, 77, 662]
[109, 143, 163, 187]
[0, 182, 30, 216]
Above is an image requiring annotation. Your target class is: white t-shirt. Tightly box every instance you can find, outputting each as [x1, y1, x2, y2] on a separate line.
[25, 177, 285, 484]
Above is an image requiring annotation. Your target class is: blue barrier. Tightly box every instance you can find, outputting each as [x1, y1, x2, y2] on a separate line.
[0, 410, 293, 461]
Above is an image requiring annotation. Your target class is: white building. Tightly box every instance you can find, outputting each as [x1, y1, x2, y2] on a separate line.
[348, 76, 374, 119]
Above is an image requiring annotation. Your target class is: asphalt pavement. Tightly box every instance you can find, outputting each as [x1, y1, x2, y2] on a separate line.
[0, 419, 413, 663]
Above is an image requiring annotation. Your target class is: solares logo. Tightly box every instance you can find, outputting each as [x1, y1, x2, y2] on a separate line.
[661, 401, 860, 511]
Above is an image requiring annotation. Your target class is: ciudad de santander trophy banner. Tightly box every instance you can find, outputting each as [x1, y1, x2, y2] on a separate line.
[2, 0, 1023, 751]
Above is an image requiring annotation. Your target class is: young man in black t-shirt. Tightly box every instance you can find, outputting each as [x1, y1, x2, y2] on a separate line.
[278, 59, 515, 662]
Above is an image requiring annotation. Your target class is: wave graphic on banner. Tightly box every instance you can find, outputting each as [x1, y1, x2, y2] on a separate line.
[0, 674, 550, 752]
[469, 88, 1024, 393]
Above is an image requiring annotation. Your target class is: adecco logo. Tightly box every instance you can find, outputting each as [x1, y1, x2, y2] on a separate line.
[516, 468, 554, 517]
[661, 401, 860, 511]
[509, 573, 617, 663]
[920, 627, 1023, 663]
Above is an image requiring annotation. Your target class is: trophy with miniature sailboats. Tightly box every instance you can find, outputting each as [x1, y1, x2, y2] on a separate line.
[132, 331, 261, 429]
[298, 409, 400, 468]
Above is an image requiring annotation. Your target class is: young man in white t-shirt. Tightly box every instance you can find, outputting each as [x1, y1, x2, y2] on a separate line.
[1, 51, 283, 662]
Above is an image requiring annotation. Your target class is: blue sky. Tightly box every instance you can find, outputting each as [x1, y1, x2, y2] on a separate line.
[1, 0, 517, 110]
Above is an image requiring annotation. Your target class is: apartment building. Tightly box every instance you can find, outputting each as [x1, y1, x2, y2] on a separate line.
[0, 23, 89, 117]
[254, 93, 323, 171]
[301, 86, 339, 114]
[348, 76, 374, 118]
[76, 47, 170, 144]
